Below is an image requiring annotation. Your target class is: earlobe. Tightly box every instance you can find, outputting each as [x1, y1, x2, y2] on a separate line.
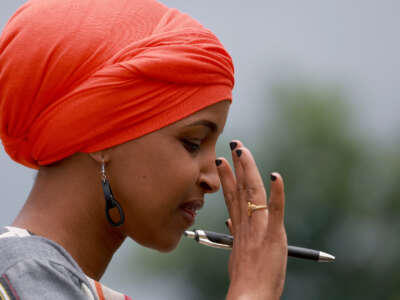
[92, 150, 125, 227]
[101, 162, 125, 227]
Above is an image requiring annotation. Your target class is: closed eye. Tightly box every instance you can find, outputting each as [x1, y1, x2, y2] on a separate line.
[182, 139, 201, 153]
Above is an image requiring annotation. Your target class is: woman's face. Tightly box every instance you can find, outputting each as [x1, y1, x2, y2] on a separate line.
[107, 100, 230, 251]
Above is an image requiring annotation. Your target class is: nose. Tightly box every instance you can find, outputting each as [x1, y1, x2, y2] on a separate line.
[198, 156, 221, 194]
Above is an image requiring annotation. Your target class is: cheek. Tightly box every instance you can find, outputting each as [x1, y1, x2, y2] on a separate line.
[144, 139, 200, 191]
[107, 137, 202, 250]
[110, 141, 199, 218]
[116, 159, 198, 250]
[142, 157, 199, 211]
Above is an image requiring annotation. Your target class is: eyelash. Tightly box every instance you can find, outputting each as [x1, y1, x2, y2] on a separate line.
[182, 139, 201, 153]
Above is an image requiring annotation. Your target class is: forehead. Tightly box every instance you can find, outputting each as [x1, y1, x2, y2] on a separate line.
[110, 101, 230, 151]
[166, 100, 231, 133]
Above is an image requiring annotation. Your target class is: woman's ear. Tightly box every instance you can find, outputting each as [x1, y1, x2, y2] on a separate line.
[88, 150, 111, 164]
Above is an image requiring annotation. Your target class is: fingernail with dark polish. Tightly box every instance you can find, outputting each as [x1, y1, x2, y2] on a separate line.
[215, 159, 222, 166]
[270, 174, 277, 181]
[229, 141, 237, 150]
[236, 149, 242, 157]
[225, 220, 229, 228]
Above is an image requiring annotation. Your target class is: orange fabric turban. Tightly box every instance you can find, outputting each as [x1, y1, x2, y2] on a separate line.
[0, 0, 234, 169]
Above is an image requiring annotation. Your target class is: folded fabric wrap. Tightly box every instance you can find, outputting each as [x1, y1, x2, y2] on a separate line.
[0, 0, 234, 169]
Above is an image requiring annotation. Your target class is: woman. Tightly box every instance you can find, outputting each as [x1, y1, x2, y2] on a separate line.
[0, 0, 288, 299]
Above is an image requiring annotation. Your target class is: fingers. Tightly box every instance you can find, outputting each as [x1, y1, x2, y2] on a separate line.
[267, 172, 286, 235]
[219, 144, 288, 299]
[229, 140, 248, 220]
[217, 140, 272, 230]
[234, 145, 268, 226]
[225, 218, 234, 235]
[216, 140, 245, 226]
[216, 157, 239, 224]
[235, 147, 267, 206]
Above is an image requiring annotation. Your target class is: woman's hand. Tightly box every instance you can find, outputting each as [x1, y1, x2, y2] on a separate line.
[216, 140, 288, 300]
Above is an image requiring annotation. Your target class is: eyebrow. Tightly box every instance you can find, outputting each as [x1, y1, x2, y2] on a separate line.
[186, 120, 219, 133]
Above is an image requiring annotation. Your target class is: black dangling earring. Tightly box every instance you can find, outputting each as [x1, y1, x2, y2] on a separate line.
[101, 160, 125, 227]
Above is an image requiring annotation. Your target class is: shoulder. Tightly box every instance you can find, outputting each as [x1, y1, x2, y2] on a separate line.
[0, 227, 81, 275]
[0, 227, 96, 299]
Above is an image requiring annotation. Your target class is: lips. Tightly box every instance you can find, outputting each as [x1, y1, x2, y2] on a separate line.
[179, 199, 204, 226]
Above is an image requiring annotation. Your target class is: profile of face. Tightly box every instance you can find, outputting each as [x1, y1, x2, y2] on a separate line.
[103, 100, 230, 252]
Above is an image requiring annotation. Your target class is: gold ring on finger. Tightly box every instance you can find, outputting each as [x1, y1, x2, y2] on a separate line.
[247, 202, 268, 217]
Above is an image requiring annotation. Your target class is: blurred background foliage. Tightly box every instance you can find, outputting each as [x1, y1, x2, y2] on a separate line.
[123, 79, 400, 299]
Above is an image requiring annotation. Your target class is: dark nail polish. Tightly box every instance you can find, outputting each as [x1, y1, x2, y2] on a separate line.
[229, 141, 237, 150]
[270, 174, 277, 181]
[215, 159, 222, 166]
[236, 149, 242, 157]
[225, 220, 229, 228]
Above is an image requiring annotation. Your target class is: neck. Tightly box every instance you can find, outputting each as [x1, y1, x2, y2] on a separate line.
[12, 154, 126, 280]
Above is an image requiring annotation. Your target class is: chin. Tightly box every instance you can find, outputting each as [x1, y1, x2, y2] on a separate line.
[130, 227, 183, 252]
[157, 244, 178, 253]
[156, 240, 180, 253]
[152, 234, 182, 253]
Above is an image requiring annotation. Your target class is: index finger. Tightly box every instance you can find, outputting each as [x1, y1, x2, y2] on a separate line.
[215, 157, 240, 225]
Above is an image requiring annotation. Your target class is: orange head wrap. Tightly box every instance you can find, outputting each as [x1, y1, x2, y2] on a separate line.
[0, 0, 234, 169]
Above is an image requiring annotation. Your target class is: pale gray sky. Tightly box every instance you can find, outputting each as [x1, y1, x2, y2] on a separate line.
[1, 1, 399, 298]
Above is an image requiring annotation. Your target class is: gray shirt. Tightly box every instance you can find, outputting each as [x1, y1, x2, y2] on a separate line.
[0, 226, 97, 299]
